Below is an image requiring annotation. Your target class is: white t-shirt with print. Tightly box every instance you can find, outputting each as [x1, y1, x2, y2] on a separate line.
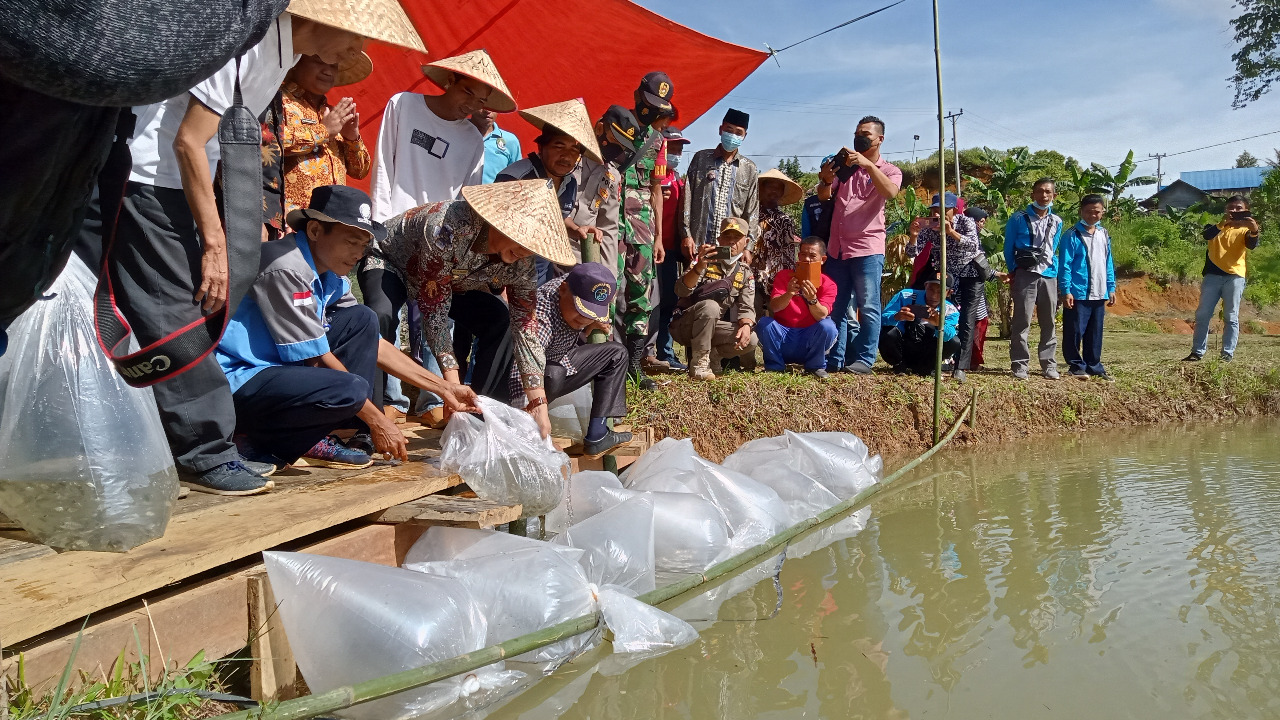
[127, 13, 298, 190]
[370, 92, 485, 222]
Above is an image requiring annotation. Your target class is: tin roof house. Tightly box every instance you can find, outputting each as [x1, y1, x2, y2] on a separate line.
[1146, 167, 1272, 212]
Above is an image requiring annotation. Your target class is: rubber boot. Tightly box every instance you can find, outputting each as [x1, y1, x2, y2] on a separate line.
[626, 334, 657, 391]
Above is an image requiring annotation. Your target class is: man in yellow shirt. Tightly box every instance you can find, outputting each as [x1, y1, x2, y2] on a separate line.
[1185, 195, 1261, 362]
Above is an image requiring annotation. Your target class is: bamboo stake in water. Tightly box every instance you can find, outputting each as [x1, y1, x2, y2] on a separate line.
[210, 392, 975, 720]
[931, 0, 948, 444]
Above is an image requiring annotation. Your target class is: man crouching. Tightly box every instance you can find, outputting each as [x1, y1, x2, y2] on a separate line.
[671, 217, 758, 380]
[217, 186, 478, 477]
[513, 262, 633, 457]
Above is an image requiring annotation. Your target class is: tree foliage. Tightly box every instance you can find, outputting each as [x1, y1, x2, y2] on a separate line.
[1230, 0, 1280, 107]
[1237, 149, 1261, 167]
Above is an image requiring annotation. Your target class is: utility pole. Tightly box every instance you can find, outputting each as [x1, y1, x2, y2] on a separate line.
[1148, 152, 1167, 189]
[912, 134, 920, 163]
[945, 109, 964, 197]
[931, 0, 947, 443]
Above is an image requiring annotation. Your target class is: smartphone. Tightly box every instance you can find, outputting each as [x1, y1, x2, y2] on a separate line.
[713, 245, 733, 260]
[1232, 210, 1253, 220]
[795, 261, 822, 288]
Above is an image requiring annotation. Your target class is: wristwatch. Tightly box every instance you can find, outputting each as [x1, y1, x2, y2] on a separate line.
[804, 296, 819, 306]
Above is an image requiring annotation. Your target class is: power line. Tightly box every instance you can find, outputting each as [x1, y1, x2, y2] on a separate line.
[765, 0, 909, 58]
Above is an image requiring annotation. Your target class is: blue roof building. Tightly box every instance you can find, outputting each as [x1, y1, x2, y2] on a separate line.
[1149, 166, 1272, 211]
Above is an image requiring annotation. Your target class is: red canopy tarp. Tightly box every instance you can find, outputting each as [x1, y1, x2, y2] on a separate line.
[344, 0, 768, 191]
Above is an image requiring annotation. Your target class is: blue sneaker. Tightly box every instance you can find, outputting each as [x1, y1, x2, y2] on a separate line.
[303, 435, 373, 469]
[181, 461, 273, 496]
[233, 435, 284, 475]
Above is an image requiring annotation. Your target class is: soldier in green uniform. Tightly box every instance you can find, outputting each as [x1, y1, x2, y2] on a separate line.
[619, 71, 675, 391]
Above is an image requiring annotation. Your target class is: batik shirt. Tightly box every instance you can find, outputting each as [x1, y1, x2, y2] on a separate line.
[620, 126, 666, 246]
[753, 206, 799, 281]
[280, 83, 372, 214]
[507, 275, 585, 399]
[907, 214, 981, 278]
[377, 201, 544, 390]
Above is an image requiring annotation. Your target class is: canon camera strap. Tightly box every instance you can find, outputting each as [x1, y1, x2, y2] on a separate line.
[95, 58, 263, 387]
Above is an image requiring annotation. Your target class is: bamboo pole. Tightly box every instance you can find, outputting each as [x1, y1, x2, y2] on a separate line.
[213, 394, 975, 720]
[930, 0, 948, 444]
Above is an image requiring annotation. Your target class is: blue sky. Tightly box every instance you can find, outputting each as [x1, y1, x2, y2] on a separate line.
[636, 0, 1280, 186]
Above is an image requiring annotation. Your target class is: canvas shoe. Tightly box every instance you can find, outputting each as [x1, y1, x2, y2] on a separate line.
[181, 461, 273, 496]
[1012, 367, 1030, 380]
[1182, 352, 1203, 362]
[844, 361, 874, 375]
[303, 435, 374, 469]
[583, 429, 634, 458]
[1043, 367, 1061, 380]
[807, 368, 831, 380]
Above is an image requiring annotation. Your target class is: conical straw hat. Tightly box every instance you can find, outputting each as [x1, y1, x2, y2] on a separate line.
[334, 51, 373, 86]
[519, 99, 602, 164]
[421, 49, 516, 113]
[462, 180, 575, 266]
[758, 168, 804, 206]
[288, 0, 426, 53]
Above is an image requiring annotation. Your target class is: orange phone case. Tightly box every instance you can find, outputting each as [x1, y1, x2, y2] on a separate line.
[795, 261, 822, 288]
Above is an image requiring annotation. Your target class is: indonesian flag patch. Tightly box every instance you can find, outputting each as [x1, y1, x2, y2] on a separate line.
[292, 291, 314, 307]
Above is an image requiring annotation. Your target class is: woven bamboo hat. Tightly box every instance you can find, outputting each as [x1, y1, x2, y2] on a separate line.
[758, 168, 804, 206]
[288, 0, 426, 53]
[421, 49, 516, 113]
[334, 51, 373, 86]
[518, 99, 602, 164]
[461, 180, 575, 266]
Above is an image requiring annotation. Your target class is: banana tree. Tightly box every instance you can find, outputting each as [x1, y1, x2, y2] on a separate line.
[1086, 150, 1158, 205]
[979, 146, 1046, 206]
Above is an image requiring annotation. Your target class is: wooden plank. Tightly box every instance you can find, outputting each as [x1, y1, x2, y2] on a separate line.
[2, 523, 398, 692]
[370, 496, 520, 529]
[247, 573, 297, 703]
[0, 462, 458, 645]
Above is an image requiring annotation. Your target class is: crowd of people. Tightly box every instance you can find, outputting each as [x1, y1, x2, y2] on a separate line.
[68, 1, 1263, 499]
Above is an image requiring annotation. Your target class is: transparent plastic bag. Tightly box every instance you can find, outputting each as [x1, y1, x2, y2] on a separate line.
[547, 384, 592, 442]
[544, 470, 623, 536]
[402, 526, 547, 567]
[0, 256, 178, 551]
[439, 397, 570, 517]
[598, 487, 729, 574]
[746, 460, 841, 524]
[683, 459, 790, 555]
[723, 431, 880, 500]
[552, 495, 656, 593]
[595, 584, 697, 655]
[619, 437, 704, 487]
[262, 552, 523, 720]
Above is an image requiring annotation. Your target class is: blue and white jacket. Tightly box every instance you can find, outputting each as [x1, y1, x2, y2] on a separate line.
[1057, 222, 1115, 301]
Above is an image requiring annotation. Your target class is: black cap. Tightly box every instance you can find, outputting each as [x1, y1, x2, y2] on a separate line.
[662, 126, 690, 146]
[285, 185, 386, 242]
[635, 71, 676, 124]
[723, 108, 749, 130]
[564, 262, 617, 320]
[964, 207, 989, 221]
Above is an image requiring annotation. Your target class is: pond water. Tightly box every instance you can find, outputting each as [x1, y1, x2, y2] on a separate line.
[485, 422, 1280, 720]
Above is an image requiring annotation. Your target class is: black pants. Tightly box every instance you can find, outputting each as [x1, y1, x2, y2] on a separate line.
[108, 183, 239, 474]
[879, 324, 961, 376]
[954, 277, 986, 371]
[450, 290, 514, 399]
[544, 342, 629, 419]
[231, 304, 378, 463]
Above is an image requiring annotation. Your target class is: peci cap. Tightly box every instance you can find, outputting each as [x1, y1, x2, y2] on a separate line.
[564, 262, 617, 321]
[286, 184, 386, 242]
[723, 108, 749, 130]
[719, 216, 749, 238]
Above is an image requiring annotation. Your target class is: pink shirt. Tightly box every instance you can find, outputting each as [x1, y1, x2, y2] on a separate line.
[827, 158, 903, 259]
[771, 269, 837, 328]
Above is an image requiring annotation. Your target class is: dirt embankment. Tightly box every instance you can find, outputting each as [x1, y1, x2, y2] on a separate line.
[1108, 277, 1280, 335]
[628, 356, 1280, 464]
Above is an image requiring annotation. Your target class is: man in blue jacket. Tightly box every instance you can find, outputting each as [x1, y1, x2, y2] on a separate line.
[1004, 178, 1065, 380]
[1058, 194, 1116, 380]
[879, 277, 959, 376]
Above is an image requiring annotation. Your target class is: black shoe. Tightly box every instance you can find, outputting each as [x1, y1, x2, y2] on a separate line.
[625, 334, 657, 390]
[1182, 352, 1203, 362]
[345, 432, 375, 456]
[181, 461, 273, 496]
[1220, 352, 1233, 363]
[806, 368, 831, 380]
[844, 361, 874, 375]
[1069, 368, 1088, 377]
[583, 429, 633, 457]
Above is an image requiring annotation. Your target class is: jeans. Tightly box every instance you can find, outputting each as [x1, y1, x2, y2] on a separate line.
[825, 253, 884, 370]
[758, 316, 839, 371]
[645, 247, 682, 363]
[1062, 300, 1107, 375]
[1192, 273, 1246, 357]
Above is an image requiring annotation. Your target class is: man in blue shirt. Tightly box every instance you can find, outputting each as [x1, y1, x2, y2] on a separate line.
[1003, 177, 1065, 380]
[1058, 194, 1116, 380]
[878, 278, 959, 376]
[218, 185, 478, 472]
[471, 109, 522, 184]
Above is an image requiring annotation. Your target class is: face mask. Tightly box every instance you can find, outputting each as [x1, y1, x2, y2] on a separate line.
[1083, 219, 1099, 228]
[853, 135, 873, 153]
[668, 154, 682, 171]
[1032, 201, 1052, 211]
[720, 131, 744, 152]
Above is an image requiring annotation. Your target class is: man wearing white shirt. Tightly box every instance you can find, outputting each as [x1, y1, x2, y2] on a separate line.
[108, 12, 363, 495]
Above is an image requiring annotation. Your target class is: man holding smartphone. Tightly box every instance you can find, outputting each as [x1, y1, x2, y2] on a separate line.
[671, 217, 758, 380]
[816, 116, 902, 375]
[1185, 195, 1262, 362]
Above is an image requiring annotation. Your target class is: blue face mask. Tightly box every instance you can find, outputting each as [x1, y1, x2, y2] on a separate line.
[668, 154, 682, 171]
[720, 131, 744, 152]
[1032, 201, 1052, 211]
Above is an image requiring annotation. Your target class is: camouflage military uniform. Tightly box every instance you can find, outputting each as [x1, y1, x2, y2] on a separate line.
[618, 126, 666, 336]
